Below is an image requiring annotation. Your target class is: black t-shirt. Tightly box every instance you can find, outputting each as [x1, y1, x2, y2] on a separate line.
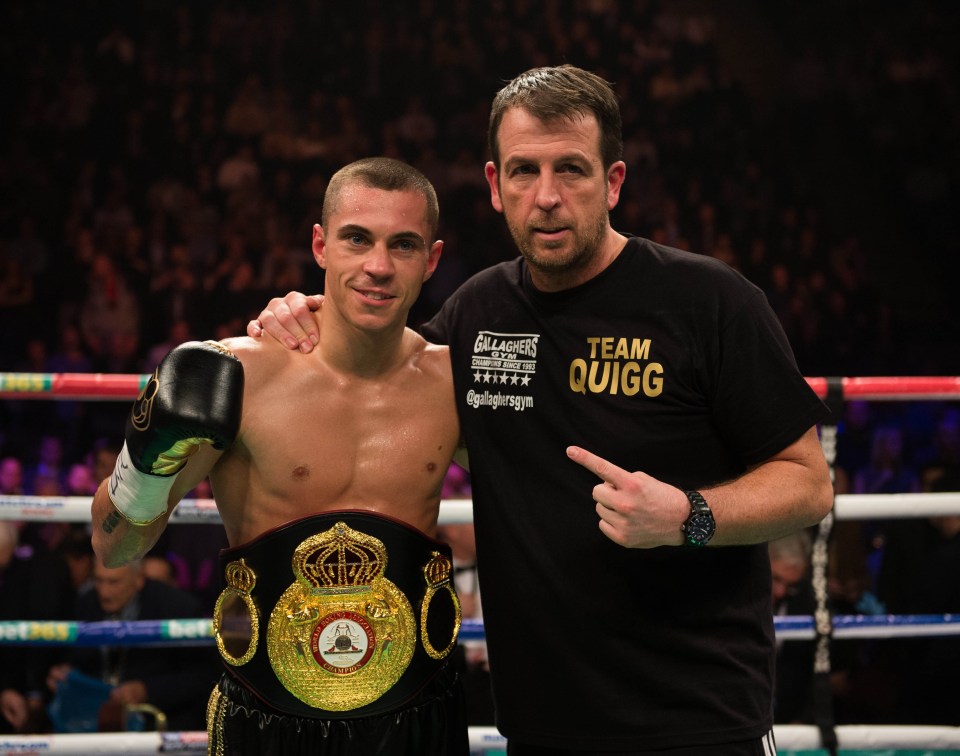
[422, 237, 829, 750]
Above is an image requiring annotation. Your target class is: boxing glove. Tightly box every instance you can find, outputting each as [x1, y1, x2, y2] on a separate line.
[108, 340, 244, 524]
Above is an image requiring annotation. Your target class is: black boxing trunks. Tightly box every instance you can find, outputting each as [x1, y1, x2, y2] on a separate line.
[207, 660, 467, 756]
[207, 510, 468, 755]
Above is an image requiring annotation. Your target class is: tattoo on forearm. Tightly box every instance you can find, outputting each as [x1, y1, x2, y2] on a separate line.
[101, 511, 122, 534]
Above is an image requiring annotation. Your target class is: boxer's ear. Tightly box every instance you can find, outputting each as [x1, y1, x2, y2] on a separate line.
[312, 224, 327, 269]
[423, 240, 443, 282]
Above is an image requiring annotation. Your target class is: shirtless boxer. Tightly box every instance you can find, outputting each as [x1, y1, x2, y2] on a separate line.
[91, 158, 468, 755]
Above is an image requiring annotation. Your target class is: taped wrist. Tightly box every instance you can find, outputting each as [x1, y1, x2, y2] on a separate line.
[107, 443, 177, 525]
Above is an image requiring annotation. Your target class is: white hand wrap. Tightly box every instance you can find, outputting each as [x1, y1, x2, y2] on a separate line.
[107, 442, 178, 525]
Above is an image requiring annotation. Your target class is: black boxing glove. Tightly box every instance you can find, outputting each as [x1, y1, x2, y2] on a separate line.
[108, 340, 243, 524]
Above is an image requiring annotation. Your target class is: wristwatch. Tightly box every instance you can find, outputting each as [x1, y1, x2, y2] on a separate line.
[681, 490, 715, 547]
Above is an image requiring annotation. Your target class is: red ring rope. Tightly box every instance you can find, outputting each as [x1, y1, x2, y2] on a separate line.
[0, 372, 150, 400]
[2, 373, 960, 401]
[805, 376, 960, 400]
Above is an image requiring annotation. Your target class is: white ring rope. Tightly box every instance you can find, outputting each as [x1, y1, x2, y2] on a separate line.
[2, 492, 959, 525]
[775, 725, 960, 750]
[2, 725, 960, 754]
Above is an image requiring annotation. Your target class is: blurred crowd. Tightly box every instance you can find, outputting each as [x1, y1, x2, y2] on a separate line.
[0, 0, 958, 734]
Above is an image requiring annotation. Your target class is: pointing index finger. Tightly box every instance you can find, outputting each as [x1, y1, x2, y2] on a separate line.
[566, 446, 627, 487]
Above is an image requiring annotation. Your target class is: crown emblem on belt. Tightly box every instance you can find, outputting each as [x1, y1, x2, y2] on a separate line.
[224, 558, 257, 592]
[423, 552, 453, 587]
[293, 521, 388, 590]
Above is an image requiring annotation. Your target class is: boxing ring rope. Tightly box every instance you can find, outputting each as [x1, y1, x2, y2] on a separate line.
[1, 613, 958, 648]
[1, 373, 959, 754]
[3, 372, 960, 402]
[5, 491, 960, 524]
[2, 726, 958, 755]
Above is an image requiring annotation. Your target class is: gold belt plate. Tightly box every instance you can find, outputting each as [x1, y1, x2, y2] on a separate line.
[266, 522, 416, 711]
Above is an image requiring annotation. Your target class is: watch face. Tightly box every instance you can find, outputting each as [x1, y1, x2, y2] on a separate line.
[684, 512, 715, 546]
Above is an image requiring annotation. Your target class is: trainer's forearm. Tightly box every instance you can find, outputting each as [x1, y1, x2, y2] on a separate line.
[91, 479, 170, 567]
[702, 427, 834, 546]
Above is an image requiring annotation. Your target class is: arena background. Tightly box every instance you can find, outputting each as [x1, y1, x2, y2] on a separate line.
[1, 1, 957, 380]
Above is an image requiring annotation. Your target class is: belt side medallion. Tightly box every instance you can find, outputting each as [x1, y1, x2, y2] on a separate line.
[420, 551, 462, 660]
[213, 558, 259, 666]
[266, 522, 415, 711]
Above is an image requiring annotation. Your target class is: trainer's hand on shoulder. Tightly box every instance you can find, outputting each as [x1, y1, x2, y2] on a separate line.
[247, 292, 324, 353]
[566, 446, 687, 548]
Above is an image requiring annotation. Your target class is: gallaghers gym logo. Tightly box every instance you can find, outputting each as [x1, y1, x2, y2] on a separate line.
[466, 331, 538, 412]
[466, 332, 665, 410]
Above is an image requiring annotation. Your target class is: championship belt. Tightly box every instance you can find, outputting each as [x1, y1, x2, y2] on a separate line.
[212, 510, 461, 719]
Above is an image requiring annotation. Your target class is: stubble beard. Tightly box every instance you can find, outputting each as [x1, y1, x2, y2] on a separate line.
[507, 211, 609, 285]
